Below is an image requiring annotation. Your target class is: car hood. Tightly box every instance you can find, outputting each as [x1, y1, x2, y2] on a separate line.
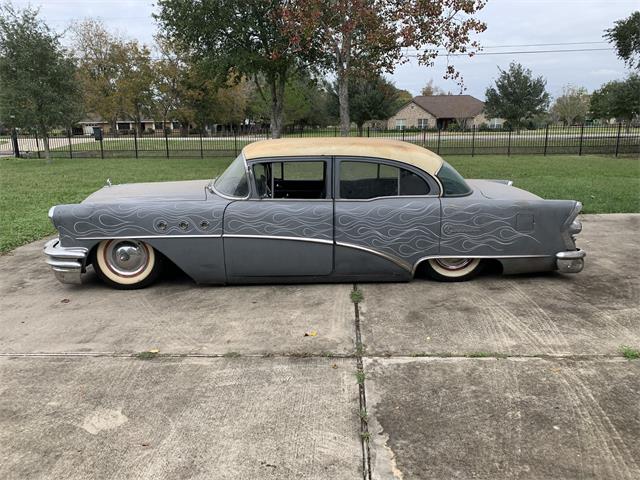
[82, 180, 210, 203]
[466, 179, 541, 200]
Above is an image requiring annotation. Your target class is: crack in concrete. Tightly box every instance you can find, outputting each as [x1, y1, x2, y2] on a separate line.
[352, 283, 373, 480]
[0, 352, 630, 360]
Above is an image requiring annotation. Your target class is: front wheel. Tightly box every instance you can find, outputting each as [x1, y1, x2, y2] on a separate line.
[423, 258, 483, 282]
[93, 239, 162, 289]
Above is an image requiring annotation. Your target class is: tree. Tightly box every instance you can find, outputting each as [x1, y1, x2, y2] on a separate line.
[605, 11, 640, 70]
[328, 75, 399, 134]
[551, 85, 590, 125]
[421, 79, 446, 96]
[312, 0, 487, 135]
[484, 62, 550, 131]
[152, 38, 186, 129]
[590, 74, 640, 127]
[72, 19, 123, 131]
[0, 4, 82, 161]
[248, 71, 331, 128]
[115, 40, 154, 132]
[156, 0, 324, 138]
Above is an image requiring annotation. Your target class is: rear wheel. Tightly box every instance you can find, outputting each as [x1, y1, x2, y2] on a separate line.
[93, 239, 162, 289]
[423, 258, 482, 282]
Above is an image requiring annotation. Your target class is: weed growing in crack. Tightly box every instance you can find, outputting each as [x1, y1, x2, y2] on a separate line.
[620, 345, 640, 360]
[355, 369, 366, 384]
[136, 351, 159, 360]
[350, 289, 364, 304]
[222, 351, 241, 358]
[360, 431, 371, 440]
[359, 408, 368, 423]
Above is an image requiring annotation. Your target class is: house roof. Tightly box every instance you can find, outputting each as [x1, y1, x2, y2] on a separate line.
[242, 138, 444, 176]
[411, 95, 485, 119]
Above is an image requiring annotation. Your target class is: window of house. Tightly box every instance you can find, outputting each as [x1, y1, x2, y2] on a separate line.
[395, 119, 406, 130]
[339, 161, 430, 199]
[417, 118, 429, 129]
[252, 160, 327, 199]
[154, 122, 164, 130]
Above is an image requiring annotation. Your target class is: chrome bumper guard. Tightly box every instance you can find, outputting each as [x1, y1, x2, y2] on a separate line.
[556, 249, 585, 274]
[43, 239, 89, 285]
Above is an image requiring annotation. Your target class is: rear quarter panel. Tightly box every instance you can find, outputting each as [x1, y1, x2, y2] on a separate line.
[439, 198, 578, 257]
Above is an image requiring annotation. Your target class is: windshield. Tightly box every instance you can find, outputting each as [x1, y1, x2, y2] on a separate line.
[213, 154, 249, 198]
[437, 162, 472, 196]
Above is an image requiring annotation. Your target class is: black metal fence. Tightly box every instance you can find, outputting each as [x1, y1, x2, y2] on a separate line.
[2, 123, 639, 159]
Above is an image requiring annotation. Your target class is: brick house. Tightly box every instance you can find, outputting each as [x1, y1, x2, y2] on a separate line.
[387, 95, 489, 130]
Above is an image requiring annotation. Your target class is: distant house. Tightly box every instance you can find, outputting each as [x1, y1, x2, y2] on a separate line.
[387, 95, 494, 130]
[76, 116, 182, 135]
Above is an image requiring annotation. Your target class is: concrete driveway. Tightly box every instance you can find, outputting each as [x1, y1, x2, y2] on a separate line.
[0, 214, 638, 479]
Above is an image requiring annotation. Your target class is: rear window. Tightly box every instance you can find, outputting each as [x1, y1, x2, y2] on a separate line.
[437, 162, 472, 196]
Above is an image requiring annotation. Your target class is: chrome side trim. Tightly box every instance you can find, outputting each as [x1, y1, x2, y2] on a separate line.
[335, 241, 413, 272]
[77, 234, 223, 240]
[223, 234, 333, 245]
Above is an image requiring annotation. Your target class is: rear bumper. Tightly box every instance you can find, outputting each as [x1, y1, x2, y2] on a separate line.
[43, 238, 88, 285]
[556, 249, 586, 274]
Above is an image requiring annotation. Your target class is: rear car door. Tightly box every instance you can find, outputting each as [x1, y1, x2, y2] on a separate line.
[333, 157, 441, 279]
[223, 156, 333, 279]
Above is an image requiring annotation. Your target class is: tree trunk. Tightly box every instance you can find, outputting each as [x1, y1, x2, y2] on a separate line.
[43, 133, 51, 163]
[337, 70, 350, 136]
[269, 73, 286, 139]
[357, 122, 364, 136]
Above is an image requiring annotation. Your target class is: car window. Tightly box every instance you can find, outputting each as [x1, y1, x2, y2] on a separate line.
[213, 154, 249, 198]
[340, 161, 430, 199]
[437, 162, 472, 196]
[252, 160, 327, 199]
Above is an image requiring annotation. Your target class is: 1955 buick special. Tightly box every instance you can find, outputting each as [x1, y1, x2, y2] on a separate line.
[44, 138, 585, 289]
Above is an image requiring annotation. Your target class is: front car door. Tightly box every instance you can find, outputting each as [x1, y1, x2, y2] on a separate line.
[223, 156, 334, 279]
[333, 157, 441, 280]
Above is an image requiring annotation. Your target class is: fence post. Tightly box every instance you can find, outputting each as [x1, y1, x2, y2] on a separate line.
[99, 135, 104, 159]
[471, 125, 476, 157]
[507, 128, 512, 156]
[367, 126, 370, 138]
[234, 128, 238, 157]
[35, 132, 41, 159]
[422, 128, 426, 147]
[68, 129, 73, 158]
[402, 129, 405, 142]
[437, 128, 441, 154]
[334, 126, 337, 137]
[199, 130, 204, 158]
[11, 128, 19, 158]
[544, 124, 549, 156]
[133, 128, 139, 159]
[578, 124, 584, 156]
[164, 128, 169, 158]
[615, 122, 622, 157]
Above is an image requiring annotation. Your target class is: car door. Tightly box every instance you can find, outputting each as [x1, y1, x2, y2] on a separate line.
[223, 156, 334, 279]
[333, 157, 441, 279]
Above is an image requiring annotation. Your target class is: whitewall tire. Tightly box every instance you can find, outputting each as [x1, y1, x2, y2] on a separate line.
[93, 239, 162, 289]
[424, 258, 482, 282]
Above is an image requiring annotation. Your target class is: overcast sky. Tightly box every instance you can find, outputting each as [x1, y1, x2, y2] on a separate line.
[12, 0, 639, 99]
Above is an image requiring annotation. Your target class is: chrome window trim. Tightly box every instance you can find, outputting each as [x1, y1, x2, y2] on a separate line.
[246, 156, 332, 200]
[210, 153, 251, 200]
[335, 156, 443, 199]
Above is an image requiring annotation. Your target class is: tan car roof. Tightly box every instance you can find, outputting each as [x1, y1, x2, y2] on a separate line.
[242, 137, 444, 176]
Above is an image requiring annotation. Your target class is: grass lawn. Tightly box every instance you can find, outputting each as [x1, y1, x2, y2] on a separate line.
[1, 153, 638, 254]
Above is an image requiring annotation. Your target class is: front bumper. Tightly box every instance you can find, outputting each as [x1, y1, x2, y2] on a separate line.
[43, 238, 89, 285]
[556, 249, 586, 274]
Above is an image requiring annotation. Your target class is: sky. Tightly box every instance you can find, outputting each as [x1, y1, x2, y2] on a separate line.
[11, 0, 639, 100]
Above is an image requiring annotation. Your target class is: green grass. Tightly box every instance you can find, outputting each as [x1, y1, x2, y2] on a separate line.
[0, 153, 638, 254]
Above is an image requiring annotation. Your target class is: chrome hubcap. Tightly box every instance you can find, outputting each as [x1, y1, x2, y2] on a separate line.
[105, 240, 148, 276]
[435, 258, 473, 271]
